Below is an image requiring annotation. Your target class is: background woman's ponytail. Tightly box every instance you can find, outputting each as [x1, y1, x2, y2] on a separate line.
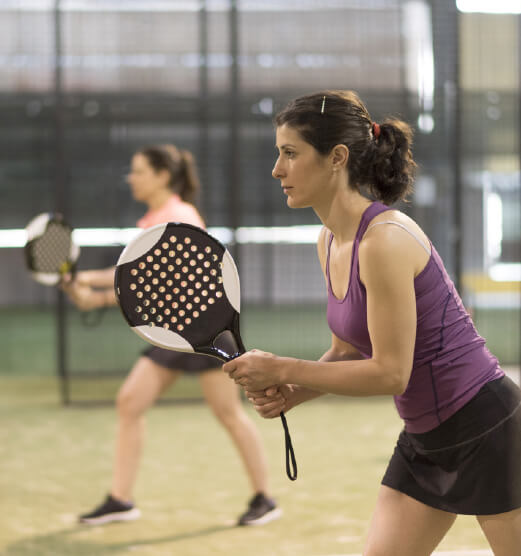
[139, 144, 201, 204]
[176, 149, 201, 204]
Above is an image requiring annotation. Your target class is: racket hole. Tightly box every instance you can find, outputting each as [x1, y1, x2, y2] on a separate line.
[201, 304, 207, 311]
[137, 291, 144, 298]
[142, 314, 149, 321]
[153, 264, 160, 271]
[144, 285, 151, 292]
[216, 291, 223, 298]
[173, 287, 180, 294]
[170, 316, 177, 323]
[150, 307, 156, 314]
[169, 235, 177, 242]
[163, 323, 169, 329]
[162, 242, 169, 249]
[219, 263, 223, 269]
[209, 284, 216, 290]
[165, 294, 172, 301]
[179, 309, 185, 316]
[217, 277, 223, 284]
[151, 293, 158, 300]
[158, 301, 164, 307]
[152, 278, 159, 285]
[180, 280, 187, 287]
[159, 286, 165, 293]
[160, 272, 166, 279]
[183, 252, 189, 259]
[177, 324, 184, 331]
[166, 280, 173, 287]
[176, 243, 183, 250]
[161, 257, 167, 264]
[138, 276, 145, 284]
[202, 276, 209, 283]
[202, 290, 208, 296]
[194, 296, 200, 303]
[188, 273, 195, 281]
[131, 269, 138, 276]
[146, 255, 153, 263]
[144, 299, 150, 306]
[187, 288, 194, 295]
[168, 265, 174, 272]
[130, 284, 137, 290]
[205, 247, 211, 253]
[208, 298, 215, 305]
[210, 269, 217, 276]
[172, 302, 179, 309]
[135, 306, 142, 313]
[184, 237, 191, 244]
[139, 262, 146, 269]
[185, 317, 191, 324]
[182, 266, 188, 273]
[174, 272, 181, 280]
[164, 308, 171, 315]
[195, 283, 201, 289]
[197, 253, 204, 260]
[180, 295, 186, 302]
[146, 270, 152, 277]
[190, 245, 197, 252]
[176, 258, 182, 265]
[196, 268, 203, 275]
[193, 310, 199, 318]
[169, 250, 175, 257]
[203, 261, 210, 268]
[154, 249, 161, 256]
[156, 316, 163, 322]
[212, 254, 218, 261]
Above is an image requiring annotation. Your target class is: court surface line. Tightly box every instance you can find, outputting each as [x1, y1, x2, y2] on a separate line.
[321, 551, 493, 556]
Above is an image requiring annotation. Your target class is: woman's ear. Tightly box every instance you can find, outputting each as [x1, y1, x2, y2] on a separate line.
[331, 144, 349, 170]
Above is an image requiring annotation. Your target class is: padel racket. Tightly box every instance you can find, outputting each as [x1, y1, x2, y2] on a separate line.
[25, 212, 80, 285]
[24, 212, 105, 326]
[114, 222, 297, 481]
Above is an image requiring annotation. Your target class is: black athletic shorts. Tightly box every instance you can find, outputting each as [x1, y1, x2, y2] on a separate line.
[142, 346, 221, 373]
[382, 375, 521, 515]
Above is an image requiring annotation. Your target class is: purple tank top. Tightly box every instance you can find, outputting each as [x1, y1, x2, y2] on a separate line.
[326, 201, 503, 433]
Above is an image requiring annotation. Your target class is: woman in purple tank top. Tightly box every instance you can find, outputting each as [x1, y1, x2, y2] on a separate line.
[224, 91, 521, 554]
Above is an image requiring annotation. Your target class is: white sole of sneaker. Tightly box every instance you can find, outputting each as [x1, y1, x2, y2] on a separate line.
[241, 507, 283, 526]
[80, 507, 141, 525]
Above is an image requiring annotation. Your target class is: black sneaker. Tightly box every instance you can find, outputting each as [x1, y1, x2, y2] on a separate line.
[78, 494, 141, 525]
[237, 493, 282, 526]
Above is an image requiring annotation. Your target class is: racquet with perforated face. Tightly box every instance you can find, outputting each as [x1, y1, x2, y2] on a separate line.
[24, 212, 80, 286]
[114, 222, 297, 480]
[24, 212, 105, 327]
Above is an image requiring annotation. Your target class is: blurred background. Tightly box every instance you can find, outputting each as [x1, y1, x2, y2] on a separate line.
[0, 0, 519, 404]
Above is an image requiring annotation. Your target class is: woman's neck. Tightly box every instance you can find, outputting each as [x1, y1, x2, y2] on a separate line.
[314, 189, 372, 244]
[146, 189, 176, 211]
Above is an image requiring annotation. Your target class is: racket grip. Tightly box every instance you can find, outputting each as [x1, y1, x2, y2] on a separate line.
[280, 411, 297, 481]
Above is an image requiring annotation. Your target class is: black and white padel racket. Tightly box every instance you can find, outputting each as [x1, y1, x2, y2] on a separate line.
[24, 212, 105, 327]
[114, 222, 297, 481]
[24, 212, 80, 286]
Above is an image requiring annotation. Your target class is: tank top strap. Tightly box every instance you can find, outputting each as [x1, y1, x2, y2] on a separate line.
[325, 228, 334, 281]
[355, 201, 393, 244]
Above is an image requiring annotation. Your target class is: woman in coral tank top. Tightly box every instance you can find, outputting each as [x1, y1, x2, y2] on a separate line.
[64, 144, 280, 527]
[224, 91, 521, 555]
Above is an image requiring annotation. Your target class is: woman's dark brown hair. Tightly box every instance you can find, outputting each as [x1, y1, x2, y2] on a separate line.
[274, 90, 416, 205]
[138, 144, 201, 204]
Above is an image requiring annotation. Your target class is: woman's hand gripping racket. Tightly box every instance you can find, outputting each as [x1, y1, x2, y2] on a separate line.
[114, 222, 297, 481]
[24, 212, 105, 327]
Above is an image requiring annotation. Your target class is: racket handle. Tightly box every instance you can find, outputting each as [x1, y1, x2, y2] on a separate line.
[280, 411, 297, 481]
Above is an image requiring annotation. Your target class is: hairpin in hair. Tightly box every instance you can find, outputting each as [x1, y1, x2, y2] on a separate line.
[320, 95, 326, 114]
[372, 122, 381, 139]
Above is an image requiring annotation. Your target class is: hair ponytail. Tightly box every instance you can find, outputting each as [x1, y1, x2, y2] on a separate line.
[356, 118, 416, 205]
[138, 144, 201, 204]
[176, 149, 201, 203]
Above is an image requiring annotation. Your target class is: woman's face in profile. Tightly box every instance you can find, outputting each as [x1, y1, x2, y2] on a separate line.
[126, 153, 168, 203]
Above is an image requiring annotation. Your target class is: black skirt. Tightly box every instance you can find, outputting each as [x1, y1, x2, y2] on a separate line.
[382, 375, 521, 515]
[142, 346, 222, 373]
